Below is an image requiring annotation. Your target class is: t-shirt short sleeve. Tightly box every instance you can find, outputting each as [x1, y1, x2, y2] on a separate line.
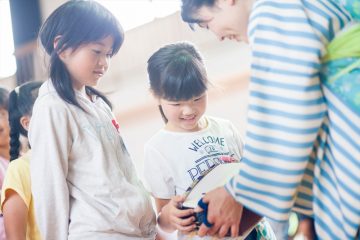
[1, 158, 31, 211]
[143, 144, 175, 199]
[228, 121, 245, 157]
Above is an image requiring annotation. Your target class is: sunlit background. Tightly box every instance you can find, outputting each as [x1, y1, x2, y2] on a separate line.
[0, 0, 17, 78]
[0, 0, 181, 79]
[96, 0, 181, 31]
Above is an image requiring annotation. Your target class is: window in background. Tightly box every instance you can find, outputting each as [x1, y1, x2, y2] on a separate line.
[0, 0, 17, 78]
[96, 0, 181, 31]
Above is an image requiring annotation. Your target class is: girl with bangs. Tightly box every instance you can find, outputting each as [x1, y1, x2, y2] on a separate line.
[144, 42, 274, 240]
[29, 1, 156, 239]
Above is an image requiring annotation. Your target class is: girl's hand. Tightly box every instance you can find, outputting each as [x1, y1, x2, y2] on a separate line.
[159, 195, 196, 233]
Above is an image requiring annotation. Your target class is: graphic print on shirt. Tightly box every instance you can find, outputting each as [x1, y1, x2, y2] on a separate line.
[77, 109, 131, 160]
[187, 135, 238, 181]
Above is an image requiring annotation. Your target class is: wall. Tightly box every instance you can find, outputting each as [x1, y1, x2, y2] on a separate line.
[2, 0, 252, 182]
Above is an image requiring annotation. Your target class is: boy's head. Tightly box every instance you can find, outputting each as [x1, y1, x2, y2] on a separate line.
[181, 0, 252, 42]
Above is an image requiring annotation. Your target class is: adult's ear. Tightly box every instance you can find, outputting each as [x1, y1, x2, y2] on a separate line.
[19, 115, 30, 131]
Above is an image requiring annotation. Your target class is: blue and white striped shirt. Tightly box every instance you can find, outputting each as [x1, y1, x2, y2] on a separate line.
[225, 1, 359, 239]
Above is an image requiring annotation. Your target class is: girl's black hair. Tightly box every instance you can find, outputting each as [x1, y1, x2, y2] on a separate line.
[181, 0, 216, 28]
[147, 42, 208, 122]
[0, 88, 9, 110]
[8, 81, 42, 161]
[39, 0, 124, 110]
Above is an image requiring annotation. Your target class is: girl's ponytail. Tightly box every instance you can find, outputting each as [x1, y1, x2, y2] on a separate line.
[49, 51, 79, 108]
[8, 90, 21, 160]
[8, 82, 42, 161]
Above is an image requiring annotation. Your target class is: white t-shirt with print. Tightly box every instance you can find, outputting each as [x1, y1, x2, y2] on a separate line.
[144, 116, 244, 240]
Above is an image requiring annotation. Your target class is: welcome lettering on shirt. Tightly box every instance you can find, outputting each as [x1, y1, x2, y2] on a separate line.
[187, 136, 236, 181]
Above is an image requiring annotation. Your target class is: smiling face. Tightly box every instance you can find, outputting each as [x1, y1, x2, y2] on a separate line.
[160, 93, 207, 132]
[59, 36, 114, 90]
[195, 0, 252, 42]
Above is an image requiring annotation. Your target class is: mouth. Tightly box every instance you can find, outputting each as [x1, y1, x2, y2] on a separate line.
[93, 71, 104, 78]
[181, 115, 196, 122]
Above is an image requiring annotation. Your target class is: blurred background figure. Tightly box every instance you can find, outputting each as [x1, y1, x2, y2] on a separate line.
[1, 81, 42, 240]
[0, 87, 9, 240]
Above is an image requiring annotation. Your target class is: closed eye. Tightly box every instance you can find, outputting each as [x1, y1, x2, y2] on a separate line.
[194, 96, 204, 101]
[197, 23, 209, 29]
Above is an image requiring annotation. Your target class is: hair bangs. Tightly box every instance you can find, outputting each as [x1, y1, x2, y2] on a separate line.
[42, 1, 124, 56]
[160, 56, 207, 101]
[181, 0, 216, 24]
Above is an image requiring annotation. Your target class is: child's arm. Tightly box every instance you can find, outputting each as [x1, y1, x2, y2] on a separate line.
[29, 101, 71, 240]
[2, 190, 27, 240]
[155, 196, 196, 233]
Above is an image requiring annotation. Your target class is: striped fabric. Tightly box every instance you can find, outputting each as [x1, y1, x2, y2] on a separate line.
[225, 0, 360, 239]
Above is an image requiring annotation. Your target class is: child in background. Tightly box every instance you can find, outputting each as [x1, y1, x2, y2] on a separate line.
[29, 1, 156, 239]
[180, 0, 360, 239]
[0, 88, 10, 163]
[0, 87, 9, 240]
[1, 81, 42, 240]
[144, 42, 275, 240]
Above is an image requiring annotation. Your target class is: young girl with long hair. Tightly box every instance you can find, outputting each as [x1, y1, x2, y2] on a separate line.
[29, 1, 156, 239]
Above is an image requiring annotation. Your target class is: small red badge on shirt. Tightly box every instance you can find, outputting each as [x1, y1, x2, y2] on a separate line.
[112, 119, 120, 132]
[220, 156, 237, 163]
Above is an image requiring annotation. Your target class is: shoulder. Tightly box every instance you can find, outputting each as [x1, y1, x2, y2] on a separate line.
[36, 80, 62, 102]
[206, 116, 233, 129]
[251, 0, 305, 16]
[145, 129, 171, 148]
[6, 154, 30, 177]
[206, 116, 242, 139]
[2, 154, 30, 201]
[33, 81, 70, 115]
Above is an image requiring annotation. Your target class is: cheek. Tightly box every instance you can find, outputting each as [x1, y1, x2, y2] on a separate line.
[0, 118, 8, 128]
[0, 120, 9, 137]
[163, 107, 180, 120]
[199, 99, 207, 110]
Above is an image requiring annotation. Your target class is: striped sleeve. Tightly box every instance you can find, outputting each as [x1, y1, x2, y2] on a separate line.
[226, 0, 327, 221]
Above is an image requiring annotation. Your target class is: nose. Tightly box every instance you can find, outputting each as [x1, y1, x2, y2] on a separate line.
[98, 54, 109, 69]
[182, 105, 195, 115]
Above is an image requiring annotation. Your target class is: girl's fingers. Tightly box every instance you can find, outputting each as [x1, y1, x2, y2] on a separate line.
[174, 207, 194, 218]
[171, 214, 194, 225]
[178, 224, 197, 233]
[171, 215, 195, 228]
[174, 222, 197, 233]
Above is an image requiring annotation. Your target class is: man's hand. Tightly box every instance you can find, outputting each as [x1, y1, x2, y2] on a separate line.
[196, 186, 243, 238]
